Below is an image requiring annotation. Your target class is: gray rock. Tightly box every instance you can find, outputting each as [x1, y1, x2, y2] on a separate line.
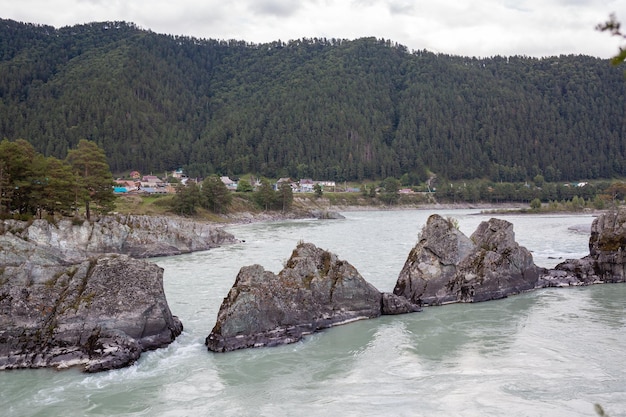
[206, 242, 417, 352]
[457, 218, 540, 302]
[0, 233, 67, 266]
[310, 210, 346, 220]
[393, 215, 540, 305]
[381, 292, 422, 315]
[1, 215, 237, 262]
[0, 254, 182, 372]
[539, 258, 596, 287]
[393, 214, 475, 305]
[540, 209, 626, 286]
[588, 209, 626, 282]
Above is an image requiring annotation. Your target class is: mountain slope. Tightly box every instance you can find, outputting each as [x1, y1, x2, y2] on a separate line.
[1, 19, 625, 181]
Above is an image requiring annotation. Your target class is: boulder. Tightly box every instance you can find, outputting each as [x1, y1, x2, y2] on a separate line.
[309, 210, 346, 220]
[588, 208, 626, 282]
[392, 215, 475, 305]
[381, 292, 423, 315]
[0, 254, 183, 372]
[206, 242, 419, 352]
[456, 218, 540, 302]
[540, 209, 626, 286]
[393, 215, 540, 305]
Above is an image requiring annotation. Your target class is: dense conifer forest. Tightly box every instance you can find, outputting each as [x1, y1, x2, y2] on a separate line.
[1, 18, 625, 183]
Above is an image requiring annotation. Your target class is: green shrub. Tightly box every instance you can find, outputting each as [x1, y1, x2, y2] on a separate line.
[530, 198, 542, 210]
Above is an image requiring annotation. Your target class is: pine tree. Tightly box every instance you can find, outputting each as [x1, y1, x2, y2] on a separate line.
[255, 178, 276, 211]
[40, 156, 76, 216]
[201, 175, 232, 214]
[172, 182, 201, 215]
[0, 139, 36, 215]
[66, 139, 115, 220]
[278, 182, 294, 212]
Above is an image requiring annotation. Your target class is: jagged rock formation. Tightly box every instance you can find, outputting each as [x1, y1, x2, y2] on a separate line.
[540, 209, 626, 286]
[206, 242, 419, 352]
[392, 215, 474, 305]
[393, 215, 541, 305]
[0, 215, 237, 262]
[0, 254, 182, 372]
[207, 210, 626, 354]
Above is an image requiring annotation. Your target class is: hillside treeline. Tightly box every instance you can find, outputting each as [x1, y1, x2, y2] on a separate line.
[1, 19, 625, 182]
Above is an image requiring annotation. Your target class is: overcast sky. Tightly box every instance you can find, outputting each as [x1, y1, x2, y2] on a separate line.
[2, 0, 626, 58]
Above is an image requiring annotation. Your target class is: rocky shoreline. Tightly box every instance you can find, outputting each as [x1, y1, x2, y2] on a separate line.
[0, 214, 234, 372]
[0, 214, 238, 262]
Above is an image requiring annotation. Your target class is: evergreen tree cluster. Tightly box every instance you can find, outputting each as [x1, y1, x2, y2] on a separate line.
[0, 137, 115, 219]
[2, 19, 625, 183]
[171, 175, 292, 215]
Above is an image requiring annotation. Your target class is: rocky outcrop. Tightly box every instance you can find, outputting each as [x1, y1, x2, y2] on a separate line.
[0, 254, 182, 372]
[540, 209, 626, 286]
[206, 210, 626, 354]
[0, 215, 201, 372]
[206, 242, 419, 352]
[0, 215, 237, 262]
[309, 210, 346, 220]
[393, 215, 541, 305]
[392, 215, 474, 305]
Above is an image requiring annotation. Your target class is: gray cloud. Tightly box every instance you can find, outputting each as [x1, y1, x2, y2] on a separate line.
[387, 0, 415, 15]
[1, 0, 625, 57]
[248, 0, 304, 17]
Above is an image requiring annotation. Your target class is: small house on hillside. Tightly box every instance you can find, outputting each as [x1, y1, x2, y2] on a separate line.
[140, 175, 170, 193]
[317, 181, 336, 191]
[299, 179, 315, 193]
[220, 176, 238, 190]
[114, 180, 139, 193]
[275, 177, 296, 191]
[141, 175, 163, 188]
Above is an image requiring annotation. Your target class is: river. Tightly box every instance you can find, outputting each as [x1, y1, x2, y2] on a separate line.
[1, 209, 624, 416]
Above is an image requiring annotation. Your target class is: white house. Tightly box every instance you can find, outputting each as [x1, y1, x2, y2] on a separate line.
[299, 178, 315, 193]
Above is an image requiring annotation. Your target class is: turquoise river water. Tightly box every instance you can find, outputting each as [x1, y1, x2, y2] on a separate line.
[1, 209, 624, 416]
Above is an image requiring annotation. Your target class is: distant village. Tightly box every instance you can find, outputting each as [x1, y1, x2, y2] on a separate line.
[113, 169, 353, 195]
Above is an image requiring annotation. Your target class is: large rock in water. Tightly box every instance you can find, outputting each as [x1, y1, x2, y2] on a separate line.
[0, 254, 183, 372]
[540, 209, 626, 286]
[393, 215, 540, 305]
[206, 242, 418, 352]
[392, 215, 475, 305]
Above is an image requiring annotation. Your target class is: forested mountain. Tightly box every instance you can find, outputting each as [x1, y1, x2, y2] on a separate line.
[1, 18, 625, 182]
